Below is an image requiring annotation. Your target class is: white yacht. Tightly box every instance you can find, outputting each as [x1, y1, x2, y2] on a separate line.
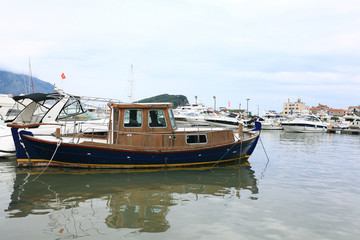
[329, 114, 360, 130]
[0, 94, 15, 119]
[349, 118, 360, 129]
[260, 110, 283, 130]
[173, 103, 210, 126]
[0, 125, 15, 156]
[204, 111, 242, 129]
[0, 90, 115, 157]
[261, 118, 283, 130]
[281, 114, 328, 133]
[0, 94, 23, 124]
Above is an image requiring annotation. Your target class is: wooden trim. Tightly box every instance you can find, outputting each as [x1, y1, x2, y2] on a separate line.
[111, 103, 172, 109]
[66, 133, 108, 139]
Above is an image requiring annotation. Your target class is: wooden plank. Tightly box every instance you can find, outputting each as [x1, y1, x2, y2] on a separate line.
[109, 129, 235, 149]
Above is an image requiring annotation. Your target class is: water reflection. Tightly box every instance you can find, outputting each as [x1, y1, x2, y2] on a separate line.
[280, 132, 326, 145]
[6, 164, 258, 234]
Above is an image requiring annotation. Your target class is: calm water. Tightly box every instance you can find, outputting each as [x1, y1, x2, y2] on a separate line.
[0, 131, 359, 239]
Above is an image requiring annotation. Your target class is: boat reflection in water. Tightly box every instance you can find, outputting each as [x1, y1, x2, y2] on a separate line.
[6, 163, 258, 235]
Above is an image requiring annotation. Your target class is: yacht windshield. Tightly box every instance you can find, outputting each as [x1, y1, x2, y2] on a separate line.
[58, 98, 100, 121]
[304, 115, 321, 122]
[30, 99, 58, 123]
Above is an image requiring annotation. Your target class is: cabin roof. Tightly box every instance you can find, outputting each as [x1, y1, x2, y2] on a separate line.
[12, 93, 79, 103]
[110, 102, 173, 109]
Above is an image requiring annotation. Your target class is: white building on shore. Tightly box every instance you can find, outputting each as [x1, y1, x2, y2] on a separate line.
[282, 98, 309, 116]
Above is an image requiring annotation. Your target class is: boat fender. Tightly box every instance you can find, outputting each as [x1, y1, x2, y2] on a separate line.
[20, 130, 34, 138]
[56, 128, 61, 138]
[238, 124, 243, 137]
[252, 121, 262, 131]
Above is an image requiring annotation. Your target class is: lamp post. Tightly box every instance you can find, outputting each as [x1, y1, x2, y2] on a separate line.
[213, 96, 216, 111]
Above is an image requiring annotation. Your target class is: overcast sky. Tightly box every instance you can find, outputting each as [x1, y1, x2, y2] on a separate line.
[1, 0, 360, 113]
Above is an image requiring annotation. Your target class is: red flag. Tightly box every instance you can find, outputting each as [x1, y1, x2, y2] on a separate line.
[61, 73, 66, 79]
[228, 101, 230, 107]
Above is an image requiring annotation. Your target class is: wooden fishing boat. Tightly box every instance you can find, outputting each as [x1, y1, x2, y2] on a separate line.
[9, 102, 261, 168]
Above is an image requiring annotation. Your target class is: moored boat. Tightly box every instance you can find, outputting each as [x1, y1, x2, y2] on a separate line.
[349, 118, 360, 129]
[281, 114, 328, 133]
[0, 90, 112, 157]
[204, 111, 243, 129]
[260, 110, 283, 130]
[10, 102, 261, 168]
[0, 125, 16, 157]
[173, 103, 211, 127]
[261, 118, 283, 130]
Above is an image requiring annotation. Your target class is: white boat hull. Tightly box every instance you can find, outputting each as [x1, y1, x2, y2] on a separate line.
[0, 126, 15, 157]
[282, 124, 327, 133]
[260, 119, 283, 130]
[262, 124, 283, 130]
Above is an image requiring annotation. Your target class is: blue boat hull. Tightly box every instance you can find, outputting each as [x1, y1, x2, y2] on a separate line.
[12, 126, 260, 169]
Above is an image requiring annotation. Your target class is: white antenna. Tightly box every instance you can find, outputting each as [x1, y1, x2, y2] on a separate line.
[128, 64, 134, 102]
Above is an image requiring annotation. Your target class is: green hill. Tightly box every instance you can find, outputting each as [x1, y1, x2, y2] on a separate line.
[0, 70, 55, 95]
[138, 94, 189, 108]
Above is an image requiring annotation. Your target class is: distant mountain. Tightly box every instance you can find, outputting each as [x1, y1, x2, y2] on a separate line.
[0, 70, 55, 96]
[138, 94, 189, 108]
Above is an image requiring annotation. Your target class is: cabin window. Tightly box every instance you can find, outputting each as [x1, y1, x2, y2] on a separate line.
[124, 109, 142, 127]
[186, 134, 207, 144]
[168, 109, 177, 129]
[149, 110, 167, 127]
[6, 108, 21, 117]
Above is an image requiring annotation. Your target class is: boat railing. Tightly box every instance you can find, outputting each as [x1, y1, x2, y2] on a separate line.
[66, 124, 259, 148]
[9, 121, 258, 147]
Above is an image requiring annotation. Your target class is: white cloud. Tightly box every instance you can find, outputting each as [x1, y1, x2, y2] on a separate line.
[1, 0, 360, 113]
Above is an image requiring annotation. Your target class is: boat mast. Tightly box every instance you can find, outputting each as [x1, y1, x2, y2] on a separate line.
[28, 58, 34, 93]
[128, 64, 134, 102]
[22, 73, 27, 94]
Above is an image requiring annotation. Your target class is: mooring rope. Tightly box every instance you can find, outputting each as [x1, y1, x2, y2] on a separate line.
[211, 140, 240, 168]
[32, 139, 62, 182]
[259, 135, 270, 180]
[259, 136, 270, 162]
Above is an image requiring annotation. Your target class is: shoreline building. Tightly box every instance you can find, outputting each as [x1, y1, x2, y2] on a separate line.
[309, 104, 330, 117]
[282, 98, 309, 116]
[329, 108, 347, 117]
[310, 104, 346, 118]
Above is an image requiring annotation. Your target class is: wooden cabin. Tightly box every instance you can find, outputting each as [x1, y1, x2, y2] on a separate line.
[108, 103, 235, 150]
